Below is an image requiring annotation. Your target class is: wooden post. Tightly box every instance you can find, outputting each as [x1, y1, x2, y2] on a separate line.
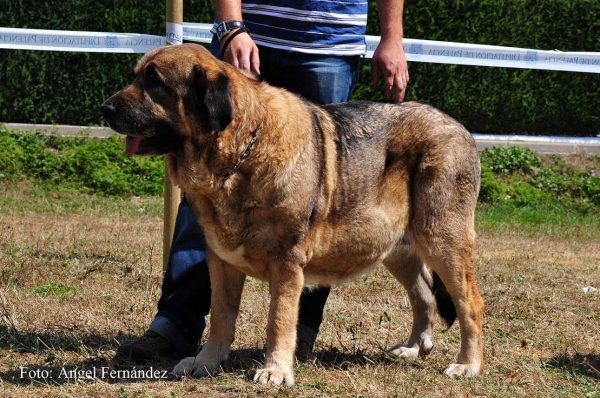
[163, 0, 183, 271]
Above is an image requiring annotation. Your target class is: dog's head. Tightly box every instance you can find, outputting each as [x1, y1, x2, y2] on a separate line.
[101, 43, 235, 156]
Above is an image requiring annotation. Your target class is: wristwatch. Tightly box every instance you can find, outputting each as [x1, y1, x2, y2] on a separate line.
[214, 20, 246, 41]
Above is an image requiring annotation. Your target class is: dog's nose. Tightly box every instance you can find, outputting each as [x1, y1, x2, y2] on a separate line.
[101, 103, 116, 119]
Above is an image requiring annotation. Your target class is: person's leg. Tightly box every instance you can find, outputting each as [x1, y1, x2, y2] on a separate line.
[295, 287, 331, 360]
[151, 198, 211, 349]
[118, 198, 211, 361]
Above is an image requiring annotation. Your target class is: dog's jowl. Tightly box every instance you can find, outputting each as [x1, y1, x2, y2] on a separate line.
[102, 43, 484, 387]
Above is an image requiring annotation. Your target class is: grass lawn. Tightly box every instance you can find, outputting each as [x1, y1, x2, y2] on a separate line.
[0, 183, 598, 397]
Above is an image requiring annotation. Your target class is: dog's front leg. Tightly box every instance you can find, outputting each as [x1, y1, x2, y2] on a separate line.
[172, 250, 245, 378]
[253, 262, 304, 388]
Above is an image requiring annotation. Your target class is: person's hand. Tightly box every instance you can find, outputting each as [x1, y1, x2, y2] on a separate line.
[370, 38, 409, 103]
[221, 30, 260, 76]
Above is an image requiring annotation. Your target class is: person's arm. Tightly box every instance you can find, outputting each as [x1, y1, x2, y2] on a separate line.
[213, 0, 260, 75]
[371, 0, 409, 103]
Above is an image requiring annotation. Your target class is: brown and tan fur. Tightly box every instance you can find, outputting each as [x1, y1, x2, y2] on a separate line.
[102, 43, 484, 387]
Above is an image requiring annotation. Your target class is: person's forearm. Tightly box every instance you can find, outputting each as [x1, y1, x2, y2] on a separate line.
[376, 0, 404, 42]
[211, 0, 260, 75]
[213, 0, 243, 22]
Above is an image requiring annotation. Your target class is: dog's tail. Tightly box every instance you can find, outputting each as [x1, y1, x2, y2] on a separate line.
[432, 271, 457, 327]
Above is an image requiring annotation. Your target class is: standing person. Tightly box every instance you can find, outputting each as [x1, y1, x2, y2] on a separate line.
[117, 0, 409, 364]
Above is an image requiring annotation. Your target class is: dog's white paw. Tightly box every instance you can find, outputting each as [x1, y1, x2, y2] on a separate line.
[171, 356, 219, 378]
[443, 363, 480, 378]
[387, 344, 420, 360]
[171, 357, 197, 377]
[253, 366, 294, 388]
[388, 336, 433, 360]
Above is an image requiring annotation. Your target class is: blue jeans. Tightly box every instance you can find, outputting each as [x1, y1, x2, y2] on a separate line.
[149, 38, 360, 353]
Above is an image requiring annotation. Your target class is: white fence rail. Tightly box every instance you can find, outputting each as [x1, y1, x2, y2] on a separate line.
[2, 24, 600, 73]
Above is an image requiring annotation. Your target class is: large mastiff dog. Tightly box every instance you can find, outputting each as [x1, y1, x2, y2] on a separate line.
[102, 43, 484, 387]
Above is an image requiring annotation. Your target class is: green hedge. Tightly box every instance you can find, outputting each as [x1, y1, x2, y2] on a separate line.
[0, 125, 165, 196]
[1, 0, 599, 135]
[2, 126, 598, 215]
[0, 0, 214, 126]
[356, 0, 600, 136]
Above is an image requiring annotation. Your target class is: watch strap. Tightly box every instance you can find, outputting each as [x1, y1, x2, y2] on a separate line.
[215, 20, 245, 41]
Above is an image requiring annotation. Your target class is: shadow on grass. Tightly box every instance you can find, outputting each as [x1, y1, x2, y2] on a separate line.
[544, 352, 600, 380]
[315, 347, 424, 370]
[223, 346, 419, 371]
[1, 326, 420, 386]
[0, 324, 129, 354]
[220, 346, 425, 383]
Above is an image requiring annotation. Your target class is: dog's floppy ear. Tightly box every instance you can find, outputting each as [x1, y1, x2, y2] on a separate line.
[194, 66, 233, 132]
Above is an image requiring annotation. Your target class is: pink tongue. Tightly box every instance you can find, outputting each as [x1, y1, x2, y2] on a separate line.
[125, 136, 142, 156]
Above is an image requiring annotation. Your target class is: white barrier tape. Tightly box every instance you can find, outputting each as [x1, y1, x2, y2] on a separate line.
[368, 37, 600, 74]
[472, 134, 600, 145]
[182, 23, 600, 74]
[0, 27, 165, 53]
[183, 22, 213, 44]
[1, 24, 599, 74]
[166, 22, 183, 46]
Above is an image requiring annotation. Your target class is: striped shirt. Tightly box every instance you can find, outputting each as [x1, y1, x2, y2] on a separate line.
[232, 1, 368, 56]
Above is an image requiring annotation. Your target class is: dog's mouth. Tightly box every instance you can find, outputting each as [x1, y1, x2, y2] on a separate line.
[101, 101, 176, 157]
[124, 129, 175, 157]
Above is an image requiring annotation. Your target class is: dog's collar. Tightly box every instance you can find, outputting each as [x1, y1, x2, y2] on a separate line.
[219, 122, 263, 188]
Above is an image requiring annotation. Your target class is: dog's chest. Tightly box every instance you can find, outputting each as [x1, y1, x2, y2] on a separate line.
[203, 227, 269, 280]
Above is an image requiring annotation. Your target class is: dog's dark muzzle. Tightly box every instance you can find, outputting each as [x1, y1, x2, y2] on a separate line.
[100, 103, 117, 120]
[100, 99, 126, 133]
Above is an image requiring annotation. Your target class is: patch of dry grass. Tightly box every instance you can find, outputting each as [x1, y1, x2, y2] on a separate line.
[0, 188, 598, 397]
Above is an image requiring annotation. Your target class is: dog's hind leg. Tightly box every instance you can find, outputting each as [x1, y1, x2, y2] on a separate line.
[383, 250, 437, 360]
[407, 137, 484, 377]
[172, 249, 246, 378]
[410, 189, 484, 376]
[415, 241, 484, 377]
